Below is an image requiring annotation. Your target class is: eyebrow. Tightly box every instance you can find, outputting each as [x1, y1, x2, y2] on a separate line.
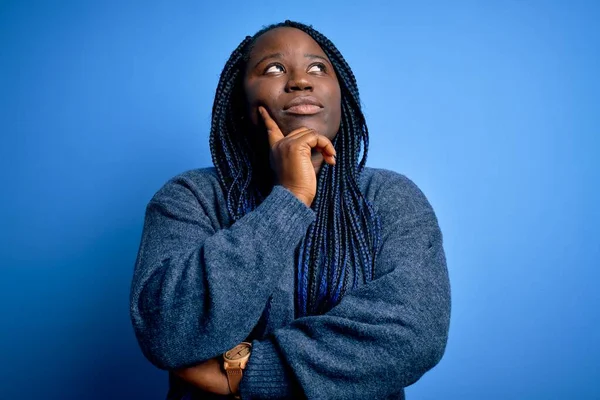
[252, 52, 331, 69]
[304, 53, 330, 64]
[253, 53, 284, 69]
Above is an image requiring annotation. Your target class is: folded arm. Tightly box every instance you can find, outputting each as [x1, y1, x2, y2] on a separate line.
[130, 175, 315, 370]
[240, 174, 451, 399]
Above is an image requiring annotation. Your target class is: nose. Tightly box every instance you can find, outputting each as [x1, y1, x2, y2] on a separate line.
[285, 71, 313, 92]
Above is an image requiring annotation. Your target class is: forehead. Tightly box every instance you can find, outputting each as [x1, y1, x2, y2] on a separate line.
[248, 27, 327, 60]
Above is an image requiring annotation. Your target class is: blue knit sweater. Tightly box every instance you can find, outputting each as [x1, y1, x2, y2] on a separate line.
[130, 167, 450, 399]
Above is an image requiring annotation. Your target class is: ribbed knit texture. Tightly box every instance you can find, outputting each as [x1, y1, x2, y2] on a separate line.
[239, 340, 295, 399]
[130, 167, 451, 399]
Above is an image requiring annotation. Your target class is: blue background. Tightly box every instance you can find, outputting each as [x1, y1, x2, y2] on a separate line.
[1, 1, 598, 399]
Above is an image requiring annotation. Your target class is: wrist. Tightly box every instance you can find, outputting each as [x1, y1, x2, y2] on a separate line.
[285, 187, 313, 207]
[295, 194, 313, 207]
[173, 358, 230, 395]
[223, 342, 253, 398]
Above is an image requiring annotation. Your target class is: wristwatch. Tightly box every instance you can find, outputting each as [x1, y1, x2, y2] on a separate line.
[223, 342, 253, 398]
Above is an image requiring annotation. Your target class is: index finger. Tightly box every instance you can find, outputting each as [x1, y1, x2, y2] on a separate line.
[258, 106, 284, 147]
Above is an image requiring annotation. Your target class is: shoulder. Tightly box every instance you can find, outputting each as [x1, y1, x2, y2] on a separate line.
[148, 167, 230, 223]
[151, 167, 223, 201]
[359, 167, 441, 244]
[360, 167, 434, 217]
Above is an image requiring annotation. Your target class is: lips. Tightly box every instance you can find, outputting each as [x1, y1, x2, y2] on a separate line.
[283, 96, 324, 115]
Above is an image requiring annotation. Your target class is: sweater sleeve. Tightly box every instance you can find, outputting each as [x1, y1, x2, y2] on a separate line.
[130, 174, 315, 370]
[239, 173, 451, 399]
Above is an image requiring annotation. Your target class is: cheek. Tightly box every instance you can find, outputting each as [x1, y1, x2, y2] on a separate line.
[244, 86, 259, 126]
[334, 90, 342, 119]
[245, 83, 279, 126]
[328, 86, 342, 134]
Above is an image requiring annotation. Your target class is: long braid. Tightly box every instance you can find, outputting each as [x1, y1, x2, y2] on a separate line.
[209, 21, 381, 319]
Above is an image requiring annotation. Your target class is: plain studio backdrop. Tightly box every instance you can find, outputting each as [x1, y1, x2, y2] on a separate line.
[1, 1, 598, 399]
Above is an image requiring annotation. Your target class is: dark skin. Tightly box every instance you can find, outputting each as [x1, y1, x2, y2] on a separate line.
[247, 27, 340, 205]
[173, 27, 342, 394]
[245, 27, 341, 141]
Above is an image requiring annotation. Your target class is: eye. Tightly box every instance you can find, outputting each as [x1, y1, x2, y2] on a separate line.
[264, 63, 285, 74]
[307, 63, 327, 73]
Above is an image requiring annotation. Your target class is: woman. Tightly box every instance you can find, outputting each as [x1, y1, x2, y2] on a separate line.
[130, 20, 450, 399]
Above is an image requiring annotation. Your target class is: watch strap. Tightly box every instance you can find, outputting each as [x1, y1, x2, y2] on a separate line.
[226, 367, 243, 399]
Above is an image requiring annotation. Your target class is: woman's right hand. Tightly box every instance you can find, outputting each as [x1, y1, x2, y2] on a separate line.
[258, 106, 336, 207]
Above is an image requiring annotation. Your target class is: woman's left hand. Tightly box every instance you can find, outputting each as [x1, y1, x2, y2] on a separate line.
[173, 357, 231, 395]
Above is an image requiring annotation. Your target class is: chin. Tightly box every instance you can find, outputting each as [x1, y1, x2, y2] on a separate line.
[279, 116, 328, 137]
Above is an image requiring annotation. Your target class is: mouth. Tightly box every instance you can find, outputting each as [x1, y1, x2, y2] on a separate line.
[283, 96, 324, 116]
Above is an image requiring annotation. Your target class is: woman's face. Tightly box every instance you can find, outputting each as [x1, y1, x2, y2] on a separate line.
[244, 27, 342, 142]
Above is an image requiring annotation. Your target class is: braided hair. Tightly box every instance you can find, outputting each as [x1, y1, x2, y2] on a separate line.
[209, 20, 381, 317]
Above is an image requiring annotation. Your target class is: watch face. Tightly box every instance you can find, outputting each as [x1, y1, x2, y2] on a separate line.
[225, 343, 252, 361]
